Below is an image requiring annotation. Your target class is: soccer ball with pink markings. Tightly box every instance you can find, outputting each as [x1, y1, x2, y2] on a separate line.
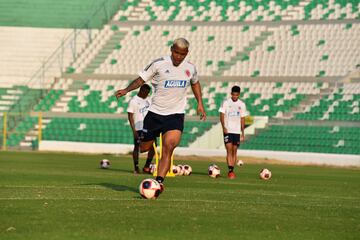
[177, 165, 185, 176]
[139, 179, 161, 199]
[172, 165, 181, 175]
[208, 164, 220, 178]
[259, 168, 272, 180]
[183, 164, 192, 176]
[100, 159, 110, 169]
[236, 159, 244, 167]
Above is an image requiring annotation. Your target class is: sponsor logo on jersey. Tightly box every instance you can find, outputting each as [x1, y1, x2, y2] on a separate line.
[139, 106, 149, 114]
[228, 111, 240, 117]
[164, 80, 187, 88]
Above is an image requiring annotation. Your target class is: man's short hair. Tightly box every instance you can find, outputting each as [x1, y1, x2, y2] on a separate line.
[231, 85, 241, 93]
[172, 38, 189, 49]
[140, 83, 151, 92]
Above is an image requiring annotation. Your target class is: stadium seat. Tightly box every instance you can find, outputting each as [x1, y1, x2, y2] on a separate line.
[242, 125, 360, 155]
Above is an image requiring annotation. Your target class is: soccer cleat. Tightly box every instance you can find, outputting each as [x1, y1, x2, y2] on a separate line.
[228, 171, 236, 179]
[142, 167, 151, 174]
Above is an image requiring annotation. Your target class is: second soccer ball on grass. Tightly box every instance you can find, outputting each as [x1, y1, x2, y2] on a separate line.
[208, 164, 220, 178]
[259, 168, 272, 180]
[236, 159, 244, 166]
[100, 159, 110, 169]
[183, 164, 192, 176]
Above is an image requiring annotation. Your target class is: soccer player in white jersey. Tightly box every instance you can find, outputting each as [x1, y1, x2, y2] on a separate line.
[127, 84, 155, 174]
[115, 38, 206, 194]
[219, 86, 248, 179]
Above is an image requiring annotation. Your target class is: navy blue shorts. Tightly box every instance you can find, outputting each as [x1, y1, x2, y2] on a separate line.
[224, 133, 240, 146]
[141, 111, 184, 142]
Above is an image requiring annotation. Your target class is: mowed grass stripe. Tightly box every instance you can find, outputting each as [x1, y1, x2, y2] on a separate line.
[1, 151, 359, 240]
[1, 185, 359, 201]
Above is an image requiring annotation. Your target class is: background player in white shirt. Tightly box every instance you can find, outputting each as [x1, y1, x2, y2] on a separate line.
[115, 38, 206, 194]
[127, 84, 154, 174]
[219, 86, 248, 179]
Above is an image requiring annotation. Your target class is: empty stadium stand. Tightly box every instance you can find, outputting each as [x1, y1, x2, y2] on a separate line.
[0, 0, 359, 156]
[242, 125, 360, 155]
[113, 0, 359, 22]
[68, 23, 360, 78]
[40, 117, 214, 147]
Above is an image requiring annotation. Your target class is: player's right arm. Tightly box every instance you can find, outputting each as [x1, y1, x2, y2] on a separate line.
[220, 112, 228, 134]
[115, 77, 145, 99]
[127, 99, 138, 138]
[219, 101, 227, 134]
[127, 112, 137, 138]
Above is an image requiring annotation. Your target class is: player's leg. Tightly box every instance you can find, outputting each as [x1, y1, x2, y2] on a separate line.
[224, 142, 233, 169]
[224, 133, 234, 178]
[227, 134, 239, 179]
[231, 144, 238, 167]
[155, 113, 184, 186]
[139, 111, 160, 153]
[132, 134, 140, 174]
[232, 134, 240, 168]
[139, 140, 154, 153]
[143, 146, 155, 173]
[225, 142, 236, 179]
[157, 129, 182, 180]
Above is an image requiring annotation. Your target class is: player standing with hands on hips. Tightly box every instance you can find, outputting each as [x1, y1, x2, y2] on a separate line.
[219, 86, 248, 179]
[127, 84, 155, 174]
[115, 38, 206, 194]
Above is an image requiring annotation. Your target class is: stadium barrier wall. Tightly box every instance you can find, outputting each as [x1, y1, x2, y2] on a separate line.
[39, 141, 360, 167]
[189, 116, 268, 149]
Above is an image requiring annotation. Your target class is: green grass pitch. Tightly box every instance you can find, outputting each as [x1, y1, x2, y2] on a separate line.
[0, 151, 359, 239]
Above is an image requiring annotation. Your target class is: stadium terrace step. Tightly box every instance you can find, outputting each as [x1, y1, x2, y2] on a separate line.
[89, 23, 359, 77]
[82, 31, 128, 74]
[2, 95, 20, 100]
[213, 30, 273, 76]
[113, 0, 359, 22]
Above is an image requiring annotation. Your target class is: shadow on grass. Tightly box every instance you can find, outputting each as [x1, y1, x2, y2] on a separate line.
[99, 168, 134, 174]
[191, 171, 209, 176]
[100, 183, 138, 193]
[81, 182, 138, 193]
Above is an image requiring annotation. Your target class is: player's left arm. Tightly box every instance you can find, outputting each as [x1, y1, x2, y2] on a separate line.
[240, 117, 245, 142]
[191, 81, 206, 121]
[240, 101, 247, 142]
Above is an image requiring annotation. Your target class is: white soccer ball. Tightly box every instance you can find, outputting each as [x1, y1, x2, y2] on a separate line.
[236, 159, 244, 167]
[100, 159, 110, 169]
[149, 163, 157, 174]
[208, 164, 220, 178]
[259, 168, 272, 180]
[177, 164, 185, 176]
[139, 178, 161, 199]
[172, 165, 181, 175]
[183, 164, 192, 176]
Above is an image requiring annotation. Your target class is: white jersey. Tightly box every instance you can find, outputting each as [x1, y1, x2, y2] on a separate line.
[219, 98, 248, 134]
[138, 56, 198, 115]
[127, 95, 151, 131]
